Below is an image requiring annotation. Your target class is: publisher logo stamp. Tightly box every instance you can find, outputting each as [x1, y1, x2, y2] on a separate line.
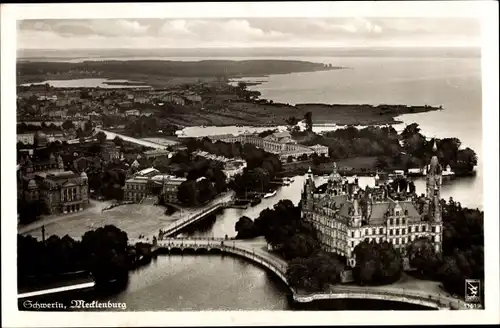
[465, 279, 480, 303]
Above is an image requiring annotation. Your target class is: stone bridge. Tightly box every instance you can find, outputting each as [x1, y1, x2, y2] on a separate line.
[153, 238, 289, 286]
[158, 193, 234, 238]
[149, 237, 468, 310]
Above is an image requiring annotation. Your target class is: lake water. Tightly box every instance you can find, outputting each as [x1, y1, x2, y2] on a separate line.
[21, 78, 151, 89]
[235, 56, 483, 209]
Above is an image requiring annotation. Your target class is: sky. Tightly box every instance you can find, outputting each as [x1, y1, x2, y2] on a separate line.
[17, 17, 481, 49]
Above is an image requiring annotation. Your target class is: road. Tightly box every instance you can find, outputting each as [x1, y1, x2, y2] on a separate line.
[95, 128, 169, 149]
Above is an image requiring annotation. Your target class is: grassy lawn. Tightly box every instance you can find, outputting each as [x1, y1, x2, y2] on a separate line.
[335, 156, 378, 169]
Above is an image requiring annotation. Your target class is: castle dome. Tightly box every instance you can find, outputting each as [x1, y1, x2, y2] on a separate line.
[27, 179, 38, 189]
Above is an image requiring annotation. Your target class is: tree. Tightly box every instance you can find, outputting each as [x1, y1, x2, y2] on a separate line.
[285, 116, 300, 127]
[237, 81, 247, 91]
[80, 225, 129, 286]
[113, 136, 124, 147]
[375, 156, 389, 171]
[177, 180, 198, 206]
[406, 237, 441, 277]
[303, 112, 313, 132]
[235, 216, 256, 239]
[401, 123, 421, 137]
[281, 233, 319, 260]
[18, 200, 43, 224]
[96, 131, 107, 144]
[286, 252, 344, 291]
[62, 120, 75, 130]
[353, 240, 402, 285]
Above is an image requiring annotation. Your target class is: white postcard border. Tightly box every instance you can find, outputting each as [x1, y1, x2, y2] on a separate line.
[2, 1, 498, 326]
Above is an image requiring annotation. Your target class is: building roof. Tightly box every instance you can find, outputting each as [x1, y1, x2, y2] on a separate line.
[398, 201, 421, 219]
[273, 131, 291, 138]
[126, 177, 149, 184]
[339, 202, 353, 217]
[165, 178, 186, 186]
[310, 144, 329, 150]
[368, 202, 391, 225]
[136, 167, 160, 176]
[45, 171, 78, 181]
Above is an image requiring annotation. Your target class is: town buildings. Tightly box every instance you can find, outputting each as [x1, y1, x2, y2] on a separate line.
[123, 176, 150, 202]
[143, 149, 172, 159]
[20, 170, 90, 214]
[125, 109, 141, 116]
[160, 176, 187, 204]
[207, 131, 329, 161]
[17, 133, 35, 145]
[123, 168, 187, 203]
[301, 142, 443, 266]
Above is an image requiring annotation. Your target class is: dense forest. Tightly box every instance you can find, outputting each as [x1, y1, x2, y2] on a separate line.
[18, 60, 337, 82]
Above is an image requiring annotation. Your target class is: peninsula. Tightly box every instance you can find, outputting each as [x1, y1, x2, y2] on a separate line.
[16, 59, 343, 87]
[17, 59, 442, 126]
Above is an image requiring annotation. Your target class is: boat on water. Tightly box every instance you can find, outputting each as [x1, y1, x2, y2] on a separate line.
[263, 190, 277, 198]
[442, 165, 455, 177]
[289, 177, 294, 183]
[282, 177, 292, 186]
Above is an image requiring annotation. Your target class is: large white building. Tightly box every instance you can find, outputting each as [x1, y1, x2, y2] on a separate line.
[301, 142, 443, 266]
[207, 131, 329, 161]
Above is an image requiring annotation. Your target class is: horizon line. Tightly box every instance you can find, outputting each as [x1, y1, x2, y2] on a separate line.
[17, 45, 482, 52]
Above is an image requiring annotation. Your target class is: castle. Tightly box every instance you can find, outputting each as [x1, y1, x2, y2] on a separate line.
[301, 141, 443, 266]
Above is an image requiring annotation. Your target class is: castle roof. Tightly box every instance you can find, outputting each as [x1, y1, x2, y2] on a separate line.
[368, 202, 391, 224]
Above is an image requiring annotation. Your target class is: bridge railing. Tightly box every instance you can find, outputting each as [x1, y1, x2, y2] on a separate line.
[161, 204, 226, 236]
[158, 239, 288, 278]
[311, 285, 467, 310]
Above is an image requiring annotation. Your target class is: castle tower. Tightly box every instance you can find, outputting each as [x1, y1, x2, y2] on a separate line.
[426, 140, 442, 221]
[426, 141, 443, 199]
[57, 155, 64, 170]
[302, 167, 315, 217]
[351, 191, 362, 228]
[327, 162, 344, 195]
[366, 193, 373, 222]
